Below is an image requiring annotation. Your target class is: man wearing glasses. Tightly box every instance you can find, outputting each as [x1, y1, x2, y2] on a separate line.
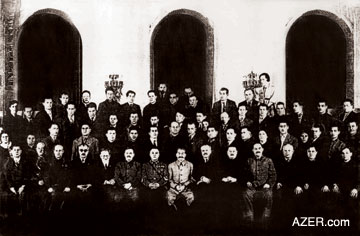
[71, 144, 96, 211]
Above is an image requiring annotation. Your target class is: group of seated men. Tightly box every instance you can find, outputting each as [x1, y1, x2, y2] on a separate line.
[0, 78, 359, 225]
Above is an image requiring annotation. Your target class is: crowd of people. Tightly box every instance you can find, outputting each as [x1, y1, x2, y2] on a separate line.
[0, 73, 359, 229]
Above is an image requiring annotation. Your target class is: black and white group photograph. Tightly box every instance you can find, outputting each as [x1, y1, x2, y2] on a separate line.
[0, 0, 359, 235]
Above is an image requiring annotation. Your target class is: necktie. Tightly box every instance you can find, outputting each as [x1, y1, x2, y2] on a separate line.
[280, 135, 286, 150]
[48, 111, 52, 121]
[153, 140, 157, 146]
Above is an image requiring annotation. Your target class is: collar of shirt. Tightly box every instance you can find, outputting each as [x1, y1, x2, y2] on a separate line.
[13, 157, 21, 165]
[208, 138, 215, 143]
[102, 159, 109, 167]
[45, 110, 53, 118]
[255, 156, 264, 161]
[188, 133, 195, 140]
[68, 115, 75, 122]
[176, 160, 186, 167]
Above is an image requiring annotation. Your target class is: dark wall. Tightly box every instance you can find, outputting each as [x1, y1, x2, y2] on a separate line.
[153, 14, 207, 102]
[286, 15, 346, 111]
[18, 13, 82, 109]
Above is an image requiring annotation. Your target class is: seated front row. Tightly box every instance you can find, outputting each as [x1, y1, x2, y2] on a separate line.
[0, 141, 358, 224]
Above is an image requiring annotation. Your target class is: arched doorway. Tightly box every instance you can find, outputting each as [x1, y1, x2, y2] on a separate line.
[17, 9, 82, 109]
[286, 11, 353, 112]
[150, 9, 214, 106]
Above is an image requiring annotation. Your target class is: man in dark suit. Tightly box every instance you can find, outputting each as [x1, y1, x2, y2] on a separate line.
[120, 90, 142, 127]
[3, 100, 23, 143]
[126, 112, 142, 137]
[272, 102, 289, 126]
[156, 83, 170, 105]
[85, 102, 102, 140]
[161, 121, 186, 164]
[93, 149, 117, 210]
[54, 92, 69, 119]
[100, 128, 122, 163]
[205, 125, 221, 160]
[273, 119, 299, 158]
[43, 123, 62, 162]
[344, 120, 360, 156]
[76, 90, 92, 122]
[47, 144, 71, 212]
[185, 94, 205, 121]
[238, 88, 259, 121]
[238, 126, 256, 166]
[178, 87, 194, 111]
[71, 123, 100, 162]
[101, 114, 123, 140]
[255, 103, 275, 135]
[193, 144, 219, 217]
[185, 122, 205, 164]
[168, 92, 181, 123]
[143, 126, 162, 163]
[212, 88, 237, 126]
[218, 112, 233, 146]
[71, 144, 96, 210]
[339, 99, 358, 134]
[97, 88, 122, 125]
[21, 106, 36, 144]
[143, 90, 161, 129]
[310, 123, 330, 160]
[311, 100, 336, 134]
[123, 127, 143, 162]
[34, 97, 56, 140]
[233, 105, 254, 133]
[4, 144, 32, 215]
[56, 102, 82, 154]
[289, 100, 311, 139]
[273, 144, 303, 225]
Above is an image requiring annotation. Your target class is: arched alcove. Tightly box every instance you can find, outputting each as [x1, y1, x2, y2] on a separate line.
[17, 9, 82, 108]
[286, 10, 353, 111]
[150, 9, 214, 105]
